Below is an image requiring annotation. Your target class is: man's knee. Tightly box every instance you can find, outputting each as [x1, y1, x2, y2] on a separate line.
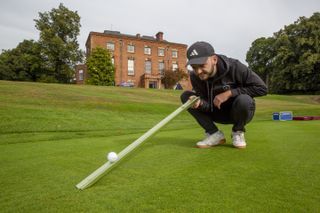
[233, 94, 255, 111]
[231, 95, 256, 127]
[180, 91, 196, 104]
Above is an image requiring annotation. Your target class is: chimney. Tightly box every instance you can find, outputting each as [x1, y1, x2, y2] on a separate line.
[136, 33, 141, 38]
[156, 32, 164, 41]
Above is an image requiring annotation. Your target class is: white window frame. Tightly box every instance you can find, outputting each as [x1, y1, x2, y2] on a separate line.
[145, 60, 152, 74]
[172, 62, 178, 71]
[128, 59, 135, 75]
[127, 44, 135, 53]
[106, 42, 115, 51]
[158, 61, 164, 75]
[79, 70, 84, 81]
[172, 49, 178, 58]
[144, 46, 151, 55]
[158, 48, 165, 56]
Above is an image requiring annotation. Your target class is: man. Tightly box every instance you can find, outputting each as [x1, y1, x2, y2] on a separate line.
[181, 41, 267, 149]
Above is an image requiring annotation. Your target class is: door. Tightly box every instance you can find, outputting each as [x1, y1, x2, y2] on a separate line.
[149, 81, 157, 89]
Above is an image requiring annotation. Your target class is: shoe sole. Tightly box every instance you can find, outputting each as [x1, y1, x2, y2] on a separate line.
[197, 139, 226, 148]
[233, 145, 246, 149]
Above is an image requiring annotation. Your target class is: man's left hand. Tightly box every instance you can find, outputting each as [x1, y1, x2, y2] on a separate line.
[213, 90, 232, 109]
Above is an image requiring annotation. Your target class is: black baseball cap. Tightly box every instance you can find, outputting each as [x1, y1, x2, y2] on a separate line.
[186, 41, 215, 65]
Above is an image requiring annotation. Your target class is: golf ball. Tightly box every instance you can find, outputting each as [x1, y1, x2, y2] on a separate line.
[107, 152, 118, 163]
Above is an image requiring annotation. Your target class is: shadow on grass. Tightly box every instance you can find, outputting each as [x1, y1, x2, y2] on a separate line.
[151, 136, 235, 149]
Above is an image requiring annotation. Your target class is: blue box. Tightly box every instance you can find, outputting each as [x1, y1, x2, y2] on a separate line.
[273, 111, 293, 121]
[279, 111, 293, 121]
[272, 112, 280, 120]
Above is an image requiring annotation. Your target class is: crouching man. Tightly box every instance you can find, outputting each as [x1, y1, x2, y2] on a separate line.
[181, 41, 267, 149]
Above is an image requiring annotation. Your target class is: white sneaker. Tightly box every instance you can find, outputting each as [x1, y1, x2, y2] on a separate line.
[232, 131, 246, 148]
[196, 130, 226, 148]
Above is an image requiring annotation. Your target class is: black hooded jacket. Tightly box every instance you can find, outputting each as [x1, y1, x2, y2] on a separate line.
[190, 54, 268, 112]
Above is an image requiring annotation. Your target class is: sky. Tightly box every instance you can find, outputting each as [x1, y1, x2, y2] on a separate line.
[0, 0, 319, 64]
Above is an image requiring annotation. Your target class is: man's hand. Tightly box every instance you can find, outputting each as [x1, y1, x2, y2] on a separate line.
[189, 95, 201, 109]
[213, 90, 232, 109]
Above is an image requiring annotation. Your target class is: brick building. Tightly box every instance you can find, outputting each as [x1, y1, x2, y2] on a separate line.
[75, 30, 190, 89]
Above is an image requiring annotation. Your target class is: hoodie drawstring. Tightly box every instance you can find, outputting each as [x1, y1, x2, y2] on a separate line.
[206, 81, 214, 112]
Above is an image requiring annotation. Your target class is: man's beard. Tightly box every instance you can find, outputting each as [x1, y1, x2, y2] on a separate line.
[198, 65, 217, 80]
[198, 71, 212, 80]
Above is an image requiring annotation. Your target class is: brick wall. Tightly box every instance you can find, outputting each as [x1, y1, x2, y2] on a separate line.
[78, 30, 192, 90]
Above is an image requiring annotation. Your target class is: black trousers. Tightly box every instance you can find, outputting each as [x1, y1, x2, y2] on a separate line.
[180, 91, 256, 134]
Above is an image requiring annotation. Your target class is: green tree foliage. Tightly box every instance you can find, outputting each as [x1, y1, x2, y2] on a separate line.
[34, 3, 83, 83]
[246, 37, 276, 87]
[161, 68, 188, 89]
[86, 47, 115, 86]
[246, 12, 320, 94]
[0, 40, 44, 81]
[0, 4, 83, 83]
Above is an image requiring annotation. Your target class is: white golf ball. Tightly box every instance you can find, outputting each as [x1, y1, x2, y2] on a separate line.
[107, 152, 118, 163]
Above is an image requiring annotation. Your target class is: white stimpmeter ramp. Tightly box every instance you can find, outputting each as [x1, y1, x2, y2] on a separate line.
[76, 96, 200, 190]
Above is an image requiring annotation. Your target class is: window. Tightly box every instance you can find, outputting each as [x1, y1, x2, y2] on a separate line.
[127, 44, 135, 53]
[158, 61, 165, 75]
[172, 62, 178, 71]
[145, 60, 152, 74]
[107, 42, 115, 51]
[128, 59, 134, 75]
[172, 49, 178, 58]
[79, 70, 83, 81]
[158, 48, 165, 56]
[144, 46, 151, 55]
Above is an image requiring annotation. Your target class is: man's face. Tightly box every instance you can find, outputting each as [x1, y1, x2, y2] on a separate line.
[191, 56, 217, 80]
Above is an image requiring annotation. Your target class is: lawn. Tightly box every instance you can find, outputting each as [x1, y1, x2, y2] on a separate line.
[0, 80, 319, 212]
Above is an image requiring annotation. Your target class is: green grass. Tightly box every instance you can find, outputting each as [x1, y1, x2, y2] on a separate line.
[0, 80, 320, 212]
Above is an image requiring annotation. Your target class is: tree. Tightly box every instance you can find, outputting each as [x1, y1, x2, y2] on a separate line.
[0, 40, 44, 81]
[273, 12, 320, 93]
[86, 47, 115, 86]
[161, 68, 188, 89]
[34, 3, 83, 83]
[0, 50, 15, 80]
[246, 12, 320, 94]
[246, 37, 276, 87]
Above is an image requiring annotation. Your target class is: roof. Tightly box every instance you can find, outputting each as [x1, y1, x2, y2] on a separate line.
[86, 30, 187, 47]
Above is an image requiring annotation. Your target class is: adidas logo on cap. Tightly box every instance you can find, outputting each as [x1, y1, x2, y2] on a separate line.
[190, 49, 198, 57]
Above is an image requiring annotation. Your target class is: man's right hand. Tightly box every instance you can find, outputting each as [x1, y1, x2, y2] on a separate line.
[189, 96, 201, 109]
